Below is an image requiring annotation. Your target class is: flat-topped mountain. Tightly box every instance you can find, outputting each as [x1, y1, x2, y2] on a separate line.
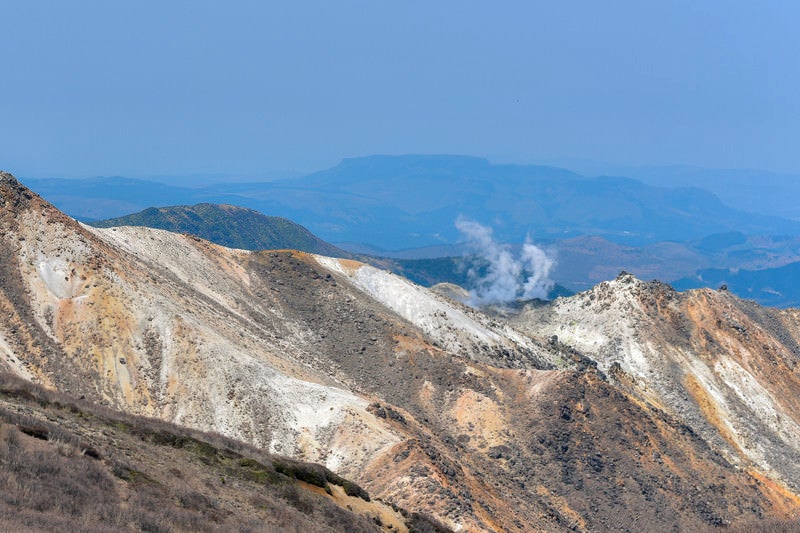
[28, 155, 800, 249]
[2, 171, 800, 531]
[204, 155, 800, 247]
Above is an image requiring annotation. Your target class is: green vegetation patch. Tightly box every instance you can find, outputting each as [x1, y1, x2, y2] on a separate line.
[272, 458, 371, 501]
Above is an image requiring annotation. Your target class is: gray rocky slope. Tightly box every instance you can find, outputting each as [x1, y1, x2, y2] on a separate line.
[2, 171, 800, 531]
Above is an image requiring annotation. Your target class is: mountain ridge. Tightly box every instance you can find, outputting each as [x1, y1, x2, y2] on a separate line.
[509, 273, 800, 494]
[88, 203, 349, 257]
[2, 171, 800, 531]
[25, 155, 800, 248]
[26, 156, 800, 307]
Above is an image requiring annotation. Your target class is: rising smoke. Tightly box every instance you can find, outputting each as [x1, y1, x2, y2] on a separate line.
[455, 218, 555, 306]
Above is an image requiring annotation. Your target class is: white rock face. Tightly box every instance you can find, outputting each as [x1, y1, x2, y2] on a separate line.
[512, 274, 800, 491]
[527, 276, 655, 379]
[88, 225, 253, 311]
[314, 256, 563, 368]
[2, 216, 401, 479]
[36, 257, 77, 299]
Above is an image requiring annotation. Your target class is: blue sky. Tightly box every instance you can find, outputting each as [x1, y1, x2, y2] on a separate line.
[2, 1, 799, 178]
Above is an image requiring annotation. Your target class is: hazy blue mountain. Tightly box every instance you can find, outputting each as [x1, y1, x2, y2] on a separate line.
[196, 155, 800, 249]
[673, 261, 800, 308]
[89, 203, 350, 257]
[22, 155, 800, 251]
[26, 176, 195, 221]
[545, 159, 800, 221]
[34, 161, 800, 307]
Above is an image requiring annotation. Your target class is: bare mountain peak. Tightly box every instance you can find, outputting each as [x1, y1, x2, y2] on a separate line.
[0, 170, 19, 183]
[0, 171, 54, 208]
[512, 269, 800, 502]
[1, 170, 31, 199]
[1, 171, 45, 222]
[572, 271, 680, 310]
[1, 173, 86, 238]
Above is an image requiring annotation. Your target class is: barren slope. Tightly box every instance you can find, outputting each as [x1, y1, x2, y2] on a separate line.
[2, 172, 800, 531]
[512, 273, 800, 499]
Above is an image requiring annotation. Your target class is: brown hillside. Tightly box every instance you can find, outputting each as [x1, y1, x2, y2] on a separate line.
[2, 172, 800, 531]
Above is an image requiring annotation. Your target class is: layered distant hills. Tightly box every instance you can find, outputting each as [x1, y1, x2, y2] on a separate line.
[28, 155, 800, 248]
[22, 154, 800, 306]
[674, 261, 800, 308]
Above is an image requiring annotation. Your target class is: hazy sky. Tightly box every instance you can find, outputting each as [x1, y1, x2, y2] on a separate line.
[2, 1, 799, 178]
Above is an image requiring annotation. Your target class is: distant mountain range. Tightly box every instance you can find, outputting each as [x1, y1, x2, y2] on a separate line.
[26, 155, 800, 249]
[193, 155, 800, 248]
[673, 261, 800, 308]
[20, 154, 800, 306]
[547, 159, 800, 221]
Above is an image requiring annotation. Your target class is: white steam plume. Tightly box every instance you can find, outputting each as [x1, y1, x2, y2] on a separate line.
[455, 217, 555, 305]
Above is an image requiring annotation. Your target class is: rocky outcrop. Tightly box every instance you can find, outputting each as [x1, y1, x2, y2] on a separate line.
[512, 272, 800, 498]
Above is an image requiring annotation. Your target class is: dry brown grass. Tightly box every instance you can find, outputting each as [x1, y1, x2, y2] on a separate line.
[0, 372, 442, 532]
